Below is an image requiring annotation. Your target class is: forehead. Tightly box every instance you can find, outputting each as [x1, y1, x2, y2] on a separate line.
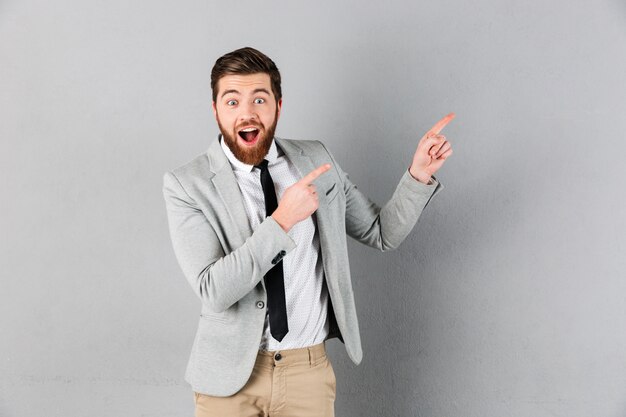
[216, 73, 272, 96]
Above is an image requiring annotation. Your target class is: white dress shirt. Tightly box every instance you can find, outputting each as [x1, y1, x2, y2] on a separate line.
[220, 136, 330, 351]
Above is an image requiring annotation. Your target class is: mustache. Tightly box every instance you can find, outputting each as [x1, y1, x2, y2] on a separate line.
[235, 121, 264, 131]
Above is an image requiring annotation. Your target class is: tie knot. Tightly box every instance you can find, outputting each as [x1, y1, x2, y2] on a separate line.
[256, 160, 269, 171]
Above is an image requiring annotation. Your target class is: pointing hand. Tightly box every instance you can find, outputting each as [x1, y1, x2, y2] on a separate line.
[409, 113, 455, 184]
[272, 164, 332, 232]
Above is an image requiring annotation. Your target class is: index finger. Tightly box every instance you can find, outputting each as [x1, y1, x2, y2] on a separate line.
[300, 163, 331, 184]
[426, 112, 456, 136]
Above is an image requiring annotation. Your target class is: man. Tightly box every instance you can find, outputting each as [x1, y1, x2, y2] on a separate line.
[163, 47, 453, 417]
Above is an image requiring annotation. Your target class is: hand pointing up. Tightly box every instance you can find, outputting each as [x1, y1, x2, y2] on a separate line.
[409, 113, 455, 184]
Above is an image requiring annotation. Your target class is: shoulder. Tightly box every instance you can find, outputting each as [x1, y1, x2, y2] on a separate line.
[165, 151, 212, 182]
[165, 140, 225, 183]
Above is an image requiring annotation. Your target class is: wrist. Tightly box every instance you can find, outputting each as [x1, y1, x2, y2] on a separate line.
[408, 167, 432, 185]
[271, 210, 293, 233]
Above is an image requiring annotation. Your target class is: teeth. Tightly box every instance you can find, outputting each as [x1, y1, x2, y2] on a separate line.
[240, 127, 258, 132]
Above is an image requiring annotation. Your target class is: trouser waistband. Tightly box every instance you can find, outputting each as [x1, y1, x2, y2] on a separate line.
[256, 342, 326, 368]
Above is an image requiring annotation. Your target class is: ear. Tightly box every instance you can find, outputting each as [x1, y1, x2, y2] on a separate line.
[276, 98, 283, 120]
[212, 101, 217, 118]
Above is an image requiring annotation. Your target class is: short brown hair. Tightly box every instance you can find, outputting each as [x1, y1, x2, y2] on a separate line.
[211, 47, 282, 102]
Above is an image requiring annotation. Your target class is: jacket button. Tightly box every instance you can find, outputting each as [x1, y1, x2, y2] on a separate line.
[274, 353, 282, 361]
[272, 251, 284, 265]
[256, 301, 265, 309]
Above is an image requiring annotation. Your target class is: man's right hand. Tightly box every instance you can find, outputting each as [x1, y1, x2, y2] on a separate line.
[272, 164, 332, 232]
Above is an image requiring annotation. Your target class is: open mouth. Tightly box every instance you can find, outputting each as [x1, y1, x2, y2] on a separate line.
[238, 127, 260, 145]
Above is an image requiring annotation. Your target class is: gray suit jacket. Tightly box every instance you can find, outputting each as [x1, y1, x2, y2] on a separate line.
[162, 137, 442, 396]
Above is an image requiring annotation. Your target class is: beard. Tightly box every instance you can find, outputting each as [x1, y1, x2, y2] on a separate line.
[217, 107, 279, 166]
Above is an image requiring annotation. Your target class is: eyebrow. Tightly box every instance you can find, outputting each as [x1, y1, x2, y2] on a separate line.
[220, 88, 271, 99]
[252, 88, 271, 96]
[220, 89, 239, 98]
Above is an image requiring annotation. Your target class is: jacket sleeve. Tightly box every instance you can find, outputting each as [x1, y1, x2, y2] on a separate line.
[319, 141, 443, 252]
[162, 171, 296, 312]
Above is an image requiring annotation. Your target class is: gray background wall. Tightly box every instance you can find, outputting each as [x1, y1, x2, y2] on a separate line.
[2, 0, 626, 416]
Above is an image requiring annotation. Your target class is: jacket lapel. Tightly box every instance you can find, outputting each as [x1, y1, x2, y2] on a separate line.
[276, 137, 334, 256]
[275, 138, 316, 183]
[206, 139, 253, 244]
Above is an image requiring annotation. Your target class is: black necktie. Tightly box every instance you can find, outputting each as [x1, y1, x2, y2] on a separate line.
[256, 160, 289, 342]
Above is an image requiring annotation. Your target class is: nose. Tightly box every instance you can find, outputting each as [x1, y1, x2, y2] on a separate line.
[238, 103, 258, 124]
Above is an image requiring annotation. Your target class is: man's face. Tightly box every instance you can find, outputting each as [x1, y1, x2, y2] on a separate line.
[213, 73, 282, 166]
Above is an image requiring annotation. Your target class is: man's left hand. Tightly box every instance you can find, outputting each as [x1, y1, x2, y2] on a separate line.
[409, 112, 455, 184]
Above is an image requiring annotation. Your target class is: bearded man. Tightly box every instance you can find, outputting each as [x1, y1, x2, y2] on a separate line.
[163, 47, 453, 417]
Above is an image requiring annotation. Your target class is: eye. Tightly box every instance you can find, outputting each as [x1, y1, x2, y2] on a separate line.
[227, 99, 237, 106]
[254, 98, 265, 104]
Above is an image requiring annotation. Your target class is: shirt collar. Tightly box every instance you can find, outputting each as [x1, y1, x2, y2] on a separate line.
[219, 134, 279, 172]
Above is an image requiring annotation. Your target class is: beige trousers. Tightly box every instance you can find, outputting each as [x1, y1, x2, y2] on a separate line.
[194, 342, 336, 417]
